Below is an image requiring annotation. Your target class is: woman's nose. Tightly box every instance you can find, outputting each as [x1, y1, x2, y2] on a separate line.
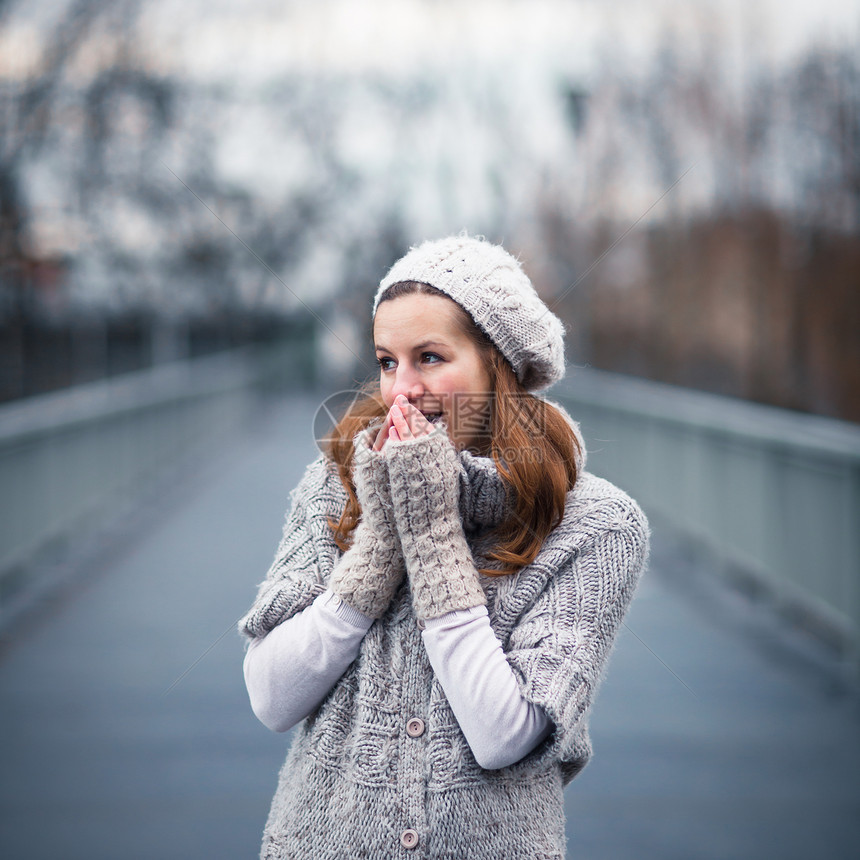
[390, 366, 424, 402]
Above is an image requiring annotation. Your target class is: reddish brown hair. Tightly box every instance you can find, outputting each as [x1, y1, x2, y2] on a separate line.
[325, 282, 581, 575]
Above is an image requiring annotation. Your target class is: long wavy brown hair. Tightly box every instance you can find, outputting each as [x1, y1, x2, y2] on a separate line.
[325, 281, 581, 575]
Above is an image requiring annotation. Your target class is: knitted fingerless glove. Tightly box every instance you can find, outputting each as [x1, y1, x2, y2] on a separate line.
[328, 428, 405, 619]
[385, 425, 486, 621]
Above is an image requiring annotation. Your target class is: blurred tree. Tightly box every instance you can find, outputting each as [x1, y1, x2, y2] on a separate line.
[542, 24, 860, 422]
[0, 0, 105, 316]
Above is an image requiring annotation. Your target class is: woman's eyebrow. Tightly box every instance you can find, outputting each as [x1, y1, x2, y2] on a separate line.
[375, 340, 448, 353]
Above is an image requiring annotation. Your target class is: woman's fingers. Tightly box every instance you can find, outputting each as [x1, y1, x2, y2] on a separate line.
[394, 396, 434, 438]
[373, 398, 435, 449]
[407, 405, 435, 436]
[390, 401, 412, 440]
[373, 418, 391, 451]
[372, 409, 401, 449]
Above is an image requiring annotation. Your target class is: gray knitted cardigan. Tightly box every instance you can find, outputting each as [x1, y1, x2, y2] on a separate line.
[239, 444, 649, 860]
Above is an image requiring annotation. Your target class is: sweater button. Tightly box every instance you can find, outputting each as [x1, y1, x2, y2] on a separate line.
[400, 829, 419, 849]
[406, 717, 425, 738]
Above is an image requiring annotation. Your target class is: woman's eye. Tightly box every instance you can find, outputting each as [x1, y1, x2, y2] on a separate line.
[377, 353, 442, 370]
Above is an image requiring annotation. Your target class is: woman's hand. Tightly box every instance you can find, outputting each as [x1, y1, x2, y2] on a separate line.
[381, 415, 487, 622]
[372, 394, 436, 451]
[327, 427, 405, 620]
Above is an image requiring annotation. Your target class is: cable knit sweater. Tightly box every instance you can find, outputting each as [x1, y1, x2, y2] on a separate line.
[244, 591, 553, 766]
[239, 430, 649, 860]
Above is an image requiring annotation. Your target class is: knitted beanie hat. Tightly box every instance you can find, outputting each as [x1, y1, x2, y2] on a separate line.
[373, 235, 566, 391]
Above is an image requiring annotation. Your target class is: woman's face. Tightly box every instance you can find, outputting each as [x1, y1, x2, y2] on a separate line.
[373, 293, 493, 453]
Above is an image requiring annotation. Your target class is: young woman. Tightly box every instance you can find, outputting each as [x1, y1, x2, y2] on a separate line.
[239, 235, 649, 859]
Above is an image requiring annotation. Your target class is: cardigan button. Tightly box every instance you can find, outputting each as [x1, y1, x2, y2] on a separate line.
[406, 717, 425, 738]
[400, 829, 419, 849]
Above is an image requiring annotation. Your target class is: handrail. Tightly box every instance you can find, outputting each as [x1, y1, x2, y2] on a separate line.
[0, 346, 281, 613]
[552, 367, 860, 668]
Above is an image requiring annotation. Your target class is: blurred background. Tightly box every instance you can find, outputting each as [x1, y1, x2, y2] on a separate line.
[2, 0, 858, 417]
[1, 1, 859, 858]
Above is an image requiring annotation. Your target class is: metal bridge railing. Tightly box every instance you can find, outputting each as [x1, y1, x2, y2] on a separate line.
[554, 368, 860, 673]
[0, 341, 312, 621]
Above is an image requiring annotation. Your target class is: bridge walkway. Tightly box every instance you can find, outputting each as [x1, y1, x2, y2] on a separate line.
[1, 392, 858, 859]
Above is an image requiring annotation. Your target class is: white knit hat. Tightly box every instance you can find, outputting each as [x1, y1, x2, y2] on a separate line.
[373, 235, 566, 391]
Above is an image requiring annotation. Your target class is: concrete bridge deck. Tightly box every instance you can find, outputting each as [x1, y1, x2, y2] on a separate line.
[1, 392, 858, 859]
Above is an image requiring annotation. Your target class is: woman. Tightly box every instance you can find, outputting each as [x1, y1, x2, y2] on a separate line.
[239, 235, 649, 859]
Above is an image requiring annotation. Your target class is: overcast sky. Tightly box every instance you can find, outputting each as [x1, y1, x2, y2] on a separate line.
[2, 0, 858, 82]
